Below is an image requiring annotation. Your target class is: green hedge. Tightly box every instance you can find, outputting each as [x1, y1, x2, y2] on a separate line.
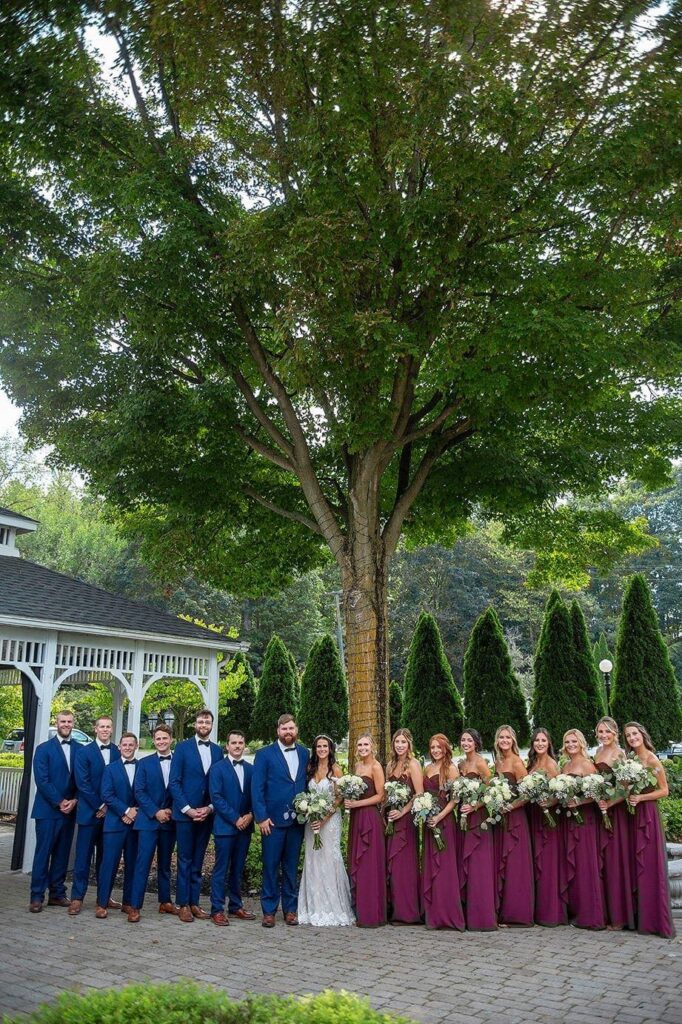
[664, 759, 682, 799]
[4, 983, 414, 1024]
[0, 753, 24, 768]
[661, 798, 682, 842]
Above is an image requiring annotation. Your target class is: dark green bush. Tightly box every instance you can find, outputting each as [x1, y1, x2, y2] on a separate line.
[661, 798, 682, 843]
[664, 759, 682, 799]
[4, 983, 415, 1024]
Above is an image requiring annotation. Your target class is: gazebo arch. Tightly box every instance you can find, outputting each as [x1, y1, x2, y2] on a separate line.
[0, 505, 248, 872]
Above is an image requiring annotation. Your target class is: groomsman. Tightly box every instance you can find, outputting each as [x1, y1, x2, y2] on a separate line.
[208, 730, 255, 926]
[95, 732, 139, 918]
[29, 711, 78, 912]
[69, 715, 121, 915]
[169, 708, 222, 923]
[127, 723, 177, 922]
[252, 713, 309, 927]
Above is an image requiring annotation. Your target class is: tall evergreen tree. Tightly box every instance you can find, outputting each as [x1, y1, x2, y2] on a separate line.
[389, 682, 403, 738]
[611, 574, 682, 749]
[532, 598, 585, 746]
[402, 612, 464, 755]
[219, 652, 257, 739]
[298, 634, 349, 745]
[287, 649, 300, 714]
[463, 607, 530, 750]
[592, 631, 613, 708]
[251, 635, 298, 742]
[570, 600, 607, 731]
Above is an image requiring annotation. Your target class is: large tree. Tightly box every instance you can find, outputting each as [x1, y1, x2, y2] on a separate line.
[1, 3, 681, 760]
[298, 633, 349, 746]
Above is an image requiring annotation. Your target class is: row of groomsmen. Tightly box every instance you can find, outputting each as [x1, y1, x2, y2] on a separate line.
[29, 708, 256, 926]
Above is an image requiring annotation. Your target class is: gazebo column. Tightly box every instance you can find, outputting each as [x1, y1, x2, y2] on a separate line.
[22, 632, 58, 872]
[207, 655, 219, 742]
[111, 679, 126, 741]
[126, 640, 144, 739]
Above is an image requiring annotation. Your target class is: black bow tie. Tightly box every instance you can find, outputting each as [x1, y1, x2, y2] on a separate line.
[124, 759, 137, 766]
[99, 744, 111, 751]
[159, 755, 172, 761]
[198, 740, 210, 747]
[232, 759, 244, 766]
[61, 739, 72, 745]
[284, 747, 297, 754]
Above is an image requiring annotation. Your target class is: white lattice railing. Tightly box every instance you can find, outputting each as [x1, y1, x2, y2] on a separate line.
[56, 643, 135, 673]
[0, 766, 23, 814]
[143, 651, 208, 679]
[0, 638, 45, 668]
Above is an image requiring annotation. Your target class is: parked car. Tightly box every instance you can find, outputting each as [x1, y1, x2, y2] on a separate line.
[2, 727, 92, 753]
[658, 741, 682, 762]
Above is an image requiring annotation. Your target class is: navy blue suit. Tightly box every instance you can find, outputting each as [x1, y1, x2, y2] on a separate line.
[97, 759, 139, 908]
[130, 754, 176, 909]
[71, 741, 121, 901]
[251, 742, 309, 915]
[169, 737, 222, 907]
[30, 735, 78, 904]
[209, 757, 254, 915]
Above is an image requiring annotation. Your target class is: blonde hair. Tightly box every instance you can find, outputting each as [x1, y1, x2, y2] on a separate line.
[356, 732, 376, 757]
[387, 728, 414, 778]
[596, 716, 620, 740]
[494, 724, 520, 760]
[561, 729, 589, 758]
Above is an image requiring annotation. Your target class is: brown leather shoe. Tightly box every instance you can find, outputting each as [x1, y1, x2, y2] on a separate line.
[178, 905, 194, 923]
[190, 904, 210, 920]
[230, 908, 256, 921]
[120, 903, 133, 914]
[127, 907, 141, 923]
[262, 913, 276, 928]
[29, 901, 43, 913]
[284, 912, 299, 926]
[107, 898, 122, 910]
[47, 896, 71, 907]
[95, 906, 108, 919]
[211, 911, 230, 926]
[158, 902, 180, 915]
[68, 899, 82, 916]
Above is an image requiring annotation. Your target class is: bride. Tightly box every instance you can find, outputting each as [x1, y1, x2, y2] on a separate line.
[298, 735, 355, 926]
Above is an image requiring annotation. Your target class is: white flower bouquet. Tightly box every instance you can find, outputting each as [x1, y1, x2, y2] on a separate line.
[579, 773, 617, 830]
[548, 773, 583, 824]
[335, 774, 368, 802]
[447, 776, 486, 831]
[517, 770, 557, 829]
[411, 791, 445, 851]
[383, 780, 412, 836]
[292, 788, 335, 850]
[612, 757, 657, 815]
[481, 776, 514, 830]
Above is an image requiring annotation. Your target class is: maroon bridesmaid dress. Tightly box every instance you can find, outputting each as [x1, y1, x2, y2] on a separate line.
[493, 772, 534, 926]
[630, 783, 676, 939]
[348, 775, 387, 927]
[559, 779, 607, 929]
[528, 803, 566, 926]
[420, 774, 464, 930]
[386, 774, 421, 924]
[594, 761, 635, 930]
[459, 772, 497, 931]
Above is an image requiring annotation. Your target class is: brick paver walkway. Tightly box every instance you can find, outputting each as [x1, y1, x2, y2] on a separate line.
[1, 825, 681, 1024]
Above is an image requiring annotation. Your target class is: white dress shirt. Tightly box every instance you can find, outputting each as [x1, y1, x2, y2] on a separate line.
[231, 757, 245, 791]
[60, 738, 71, 771]
[158, 753, 172, 787]
[97, 741, 111, 766]
[278, 740, 298, 781]
[123, 759, 136, 787]
[196, 735, 212, 774]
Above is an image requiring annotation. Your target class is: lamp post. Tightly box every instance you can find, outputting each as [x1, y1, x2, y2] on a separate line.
[162, 709, 175, 730]
[326, 590, 345, 669]
[599, 658, 613, 713]
[145, 710, 159, 733]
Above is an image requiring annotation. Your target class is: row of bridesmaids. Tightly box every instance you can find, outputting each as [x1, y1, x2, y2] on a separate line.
[344, 717, 675, 938]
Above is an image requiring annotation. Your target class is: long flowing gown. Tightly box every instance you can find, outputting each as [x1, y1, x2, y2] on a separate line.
[630, 777, 676, 939]
[559, 777, 607, 929]
[348, 775, 387, 927]
[594, 761, 635, 931]
[459, 772, 497, 931]
[528, 803, 566, 926]
[386, 774, 421, 924]
[420, 774, 464, 930]
[298, 777, 355, 926]
[493, 772, 534, 926]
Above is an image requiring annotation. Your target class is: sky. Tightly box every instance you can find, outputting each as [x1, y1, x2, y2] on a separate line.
[0, 388, 20, 435]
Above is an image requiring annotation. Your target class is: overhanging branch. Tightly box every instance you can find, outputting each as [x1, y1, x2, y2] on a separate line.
[244, 486, 322, 535]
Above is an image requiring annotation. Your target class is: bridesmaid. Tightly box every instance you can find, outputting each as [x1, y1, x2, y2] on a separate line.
[421, 733, 464, 930]
[458, 728, 497, 930]
[345, 732, 386, 927]
[493, 725, 534, 926]
[623, 721, 675, 939]
[385, 728, 423, 925]
[594, 716, 635, 931]
[526, 728, 566, 927]
[559, 729, 607, 929]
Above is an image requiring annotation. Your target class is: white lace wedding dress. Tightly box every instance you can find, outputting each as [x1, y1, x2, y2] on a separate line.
[298, 777, 355, 926]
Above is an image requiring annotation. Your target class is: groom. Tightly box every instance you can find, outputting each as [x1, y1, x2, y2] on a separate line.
[252, 713, 309, 928]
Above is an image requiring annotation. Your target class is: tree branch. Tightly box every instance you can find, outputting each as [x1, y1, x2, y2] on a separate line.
[243, 485, 322, 535]
[234, 425, 296, 474]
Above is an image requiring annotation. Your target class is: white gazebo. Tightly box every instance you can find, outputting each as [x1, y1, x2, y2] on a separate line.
[0, 505, 247, 871]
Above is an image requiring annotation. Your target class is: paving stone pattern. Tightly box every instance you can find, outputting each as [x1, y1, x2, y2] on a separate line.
[1, 826, 681, 1024]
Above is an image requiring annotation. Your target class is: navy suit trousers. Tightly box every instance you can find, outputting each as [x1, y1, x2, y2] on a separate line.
[71, 820, 104, 901]
[210, 831, 252, 914]
[130, 829, 175, 909]
[260, 824, 304, 916]
[96, 828, 138, 908]
[31, 816, 75, 903]
[175, 817, 213, 907]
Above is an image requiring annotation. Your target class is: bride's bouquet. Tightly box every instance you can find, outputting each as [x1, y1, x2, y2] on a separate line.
[383, 780, 412, 836]
[480, 776, 514, 830]
[517, 770, 557, 829]
[579, 773, 617, 830]
[292, 789, 334, 850]
[335, 774, 368, 802]
[548, 773, 583, 824]
[446, 776, 485, 831]
[411, 791, 445, 851]
[612, 757, 657, 815]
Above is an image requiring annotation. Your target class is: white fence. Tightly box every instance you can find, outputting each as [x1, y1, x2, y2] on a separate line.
[0, 766, 23, 814]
